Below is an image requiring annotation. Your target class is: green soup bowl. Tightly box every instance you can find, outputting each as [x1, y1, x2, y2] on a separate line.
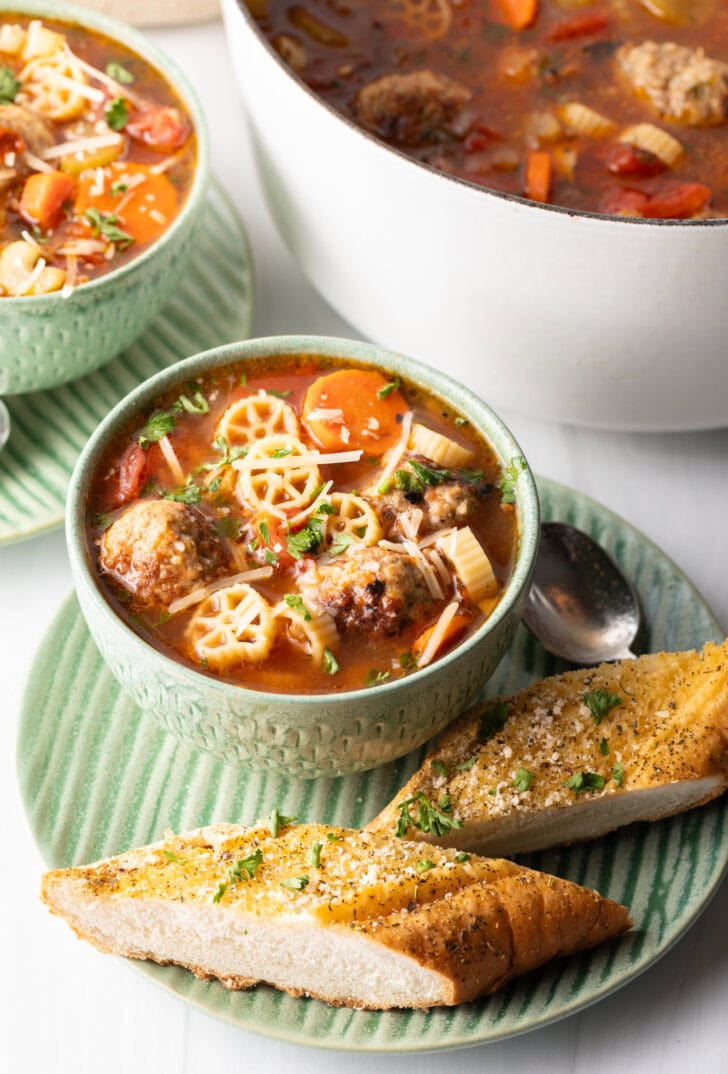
[0, 0, 209, 395]
[66, 335, 540, 778]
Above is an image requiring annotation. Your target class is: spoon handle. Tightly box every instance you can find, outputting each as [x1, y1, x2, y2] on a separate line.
[612, 649, 638, 661]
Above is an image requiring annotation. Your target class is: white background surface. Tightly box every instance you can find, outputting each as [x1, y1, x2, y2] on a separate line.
[2, 15, 728, 1074]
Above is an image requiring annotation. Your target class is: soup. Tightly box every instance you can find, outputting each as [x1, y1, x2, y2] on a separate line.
[0, 14, 196, 297]
[86, 356, 520, 694]
[248, 0, 728, 219]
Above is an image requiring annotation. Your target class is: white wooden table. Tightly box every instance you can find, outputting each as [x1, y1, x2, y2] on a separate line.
[2, 18, 727, 1074]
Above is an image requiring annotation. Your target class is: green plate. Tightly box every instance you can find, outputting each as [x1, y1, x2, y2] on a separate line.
[17, 477, 726, 1052]
[0, 180, 254, 546]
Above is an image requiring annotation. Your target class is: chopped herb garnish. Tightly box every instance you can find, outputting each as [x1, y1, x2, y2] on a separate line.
[137, 410, 177, 447]
[31, 224, 46, 243]
[248, 538, 259, 551]
[177, 391, 209, 415]
[455, 852, 470, 863]
[394, 791, 464, 839]
[110, 180, 128, 196]
[0, 65, 20, 103]
[430, 759, 449, 779]
[200, 435, 248, 470]
[156, 610, 171, 626]
[326, 832, 341, 842]
[599, 737, 610, 756]
[323, 646, 339, 675]
[106, 61, 135, 84]
[583, 689, 622, 726]
[280, 875, 309, 891]
[409, 459, 451, 486]
[286, 514, 325, 559]
[456, 756, 476, 771]
[215, 515, 241, 539]
[162, 850, 187, 865]
[377, 378, 400, 399]
[416, 859, 436, 874]
[105, 96, 128, 131]
[200, 657, 208, 670]
[239, 373, 247, 385]
[272, 447, 292, 458]
[264, 549, 279, 566]
[268, 388, 292, 399]
[284, 593, 311, 620]
[229, 849, 263, 883]
[612, 761, 624, 787]
[488, 787, 498, 796]
[512, 767, 533, 792]
[259, 519, 271, 545]
[498, 455, 527, 504]
[329, 531, 353, 556]
[365, 668, 390, 687]
[212, 882, 228, 904]
[394, 468, 421, 494]
[317, 501, 336, 516]
[399, 651, 416, 670]
[85, 207, 134, 249]
[454, 416, 467, 427]
[564, 771, 606, 795]
[478, 701, 509, 742]
[162, 481, 202, 505]
[266, 808, 297, 837]
[93, 511, 113, 531]
[307, 842, 323, 868]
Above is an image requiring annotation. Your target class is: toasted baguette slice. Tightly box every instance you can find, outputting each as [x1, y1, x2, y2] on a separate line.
[41, 823, 629, 1010]
[368, 641, 728, 856]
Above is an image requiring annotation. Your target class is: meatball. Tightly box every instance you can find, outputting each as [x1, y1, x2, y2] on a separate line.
[353, 69, 471, 146]
[316, 546, 434, 635]
[366, 456, 491, 538]
[100, 499, 227, 606]
[0, 103, 55, 157]
[617, 41, 728, 126]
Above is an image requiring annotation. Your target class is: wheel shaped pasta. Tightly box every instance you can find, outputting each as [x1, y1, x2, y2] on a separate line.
[273, 597, 339, 663]
[19, 51, 90, 122]
[618, 124, 683, 167]
[388, 0, 452, 40]
[409, 423, 474, 469]
[217, 391, 300, 448]
[436, 526, 498, 606]
[323, 492, 382, 551]
[235, 435, 322, 518]
[557, 102, 615, 138]
[186, 583, 275, 672]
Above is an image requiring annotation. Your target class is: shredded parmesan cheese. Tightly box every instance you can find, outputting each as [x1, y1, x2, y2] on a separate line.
[417, 601, 459, 668]
[374, 410, 413, 490]
[305, 408, 344, 424]
[43, 133, 123, 160]
[168, 567, 274, 616]
[149, 153, 184, 175]
[418, 527, 455, 549]
[24, 151, 53, 173]
[401, 538, 444, 600]
[233, 449, 363, 471]
[65, 47, 144, 106]
[158, 435, 185, 485]
[399, 508, 423, 540]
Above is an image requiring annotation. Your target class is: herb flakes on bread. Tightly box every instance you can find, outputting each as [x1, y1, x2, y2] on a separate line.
[41, 822, 630, 1010]
[367, 641, 728, 856]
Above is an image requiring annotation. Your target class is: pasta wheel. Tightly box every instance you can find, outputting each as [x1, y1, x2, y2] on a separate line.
[436, 526, 498, 605]
[20, 52, 89, 121]
[186, 583, 275, 671]
[618, 123, 683, 167]
[388, 0, 452, 40]
[409, 423, 474, 469]
[0, 24, 26, 55]
[22, 20, 64, 60]
[557, 102, 615, 138]
[217, 391, 300, 448]
[273, 598, 339, 663]
[236, 435, 321, 518]
[324, 492, 382, 551]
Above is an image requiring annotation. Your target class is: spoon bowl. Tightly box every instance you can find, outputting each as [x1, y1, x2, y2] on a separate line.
[523, 522, 641, 665]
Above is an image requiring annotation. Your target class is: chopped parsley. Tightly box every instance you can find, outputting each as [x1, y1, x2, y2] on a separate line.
[85, 207, 134, 249]
[377, 378, 400, 399]
[394, 791, 464, 839]
[259, 519, 271, 545]
[455, 852, 470, 863]
[156, 610, 171, 626]
[599, 737, 610, 756]
[454, 416, 468, 427]
[272, 447, 292, 458]
[307, 842, 323, 868]
[394, 459, 451, 497]
[162, 850, 188, 865]
[612, 761, 624, 787]
[200, 435, 248, 470]
[399, 651, 416, 671]
[287, 513, 326, 559]
[564, 771, 606, 795]
[212, 882, 228, 904]
[498, 455, 527, 504]
[512, 767, 533, 792]
[583, 689, 622, 726]
[280, 875, 309, 891]
[162, 481, 202, 505]
[239, 373, 247, 385]
[430, 759, 449, 779]
[326, 832, 341, 842]
[93, 511, 113, 532]
[0, 66, 20, 103]
[106, 61, 135, 84]
[264, 549, 279, 566]
[268, 388, 292, 399]
[265, 808, 297, 837]
[105, 96, 128, 130]
[110, 180, 128, 196]
[229, 849, 263, 883]
[365, 668, 390, 687]
[415, 859, 436, 874]
[200, 657, 208, 670]
[284, 594, 311, 621]
[478, 701, 509, 742]
[137, 409, 177, 447]
[323, 646, 339, 675]
[329, 531, 353, 556]
[215, 515, 241, 539]
[456, 756, 476, 771]
[177, 391, 209, 415]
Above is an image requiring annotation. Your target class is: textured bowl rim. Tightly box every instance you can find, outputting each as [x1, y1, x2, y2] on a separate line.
[0, 0, 210, 307]
[66, 334, 540, 706]
[226, 0, 728, 230]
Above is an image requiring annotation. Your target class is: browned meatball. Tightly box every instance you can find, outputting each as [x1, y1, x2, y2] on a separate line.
[100, 499, 227, 606]
[617, 42, 728, 126]
[353, 70, 471, 146]
[0, 103, 54, 157]
[316, 545, 434, 635]
[367, 456, 492, 537]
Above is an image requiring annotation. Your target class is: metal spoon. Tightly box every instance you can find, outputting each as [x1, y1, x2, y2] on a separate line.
[523, 522, 641, 664]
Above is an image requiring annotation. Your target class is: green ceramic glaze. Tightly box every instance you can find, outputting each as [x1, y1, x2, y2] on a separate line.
[0, 0, 209, 395]
[66, 336, 540, 777]
[0, 180, 254, 544]
[19, 477, 726, 1051]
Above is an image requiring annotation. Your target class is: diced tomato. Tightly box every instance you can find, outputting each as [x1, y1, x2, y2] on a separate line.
[254, 515, 295, 571]
[641, 182, 711, 219]
[601, 187, 648, 216]
[547, 12, 608, 42]
[109, 442, 148, 508]
[0, 126, 24, 157]
[464, 123, 501, 153]
[604, 143, 665, 178]
[126, 106, 191, 152]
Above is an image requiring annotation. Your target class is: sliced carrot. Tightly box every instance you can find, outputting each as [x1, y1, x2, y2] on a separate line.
[19, 171, 76, 230]
[547, 12, 608, 42]
[525, 150, 552, 204]
[74, 162, 177, 245]
[302, 369, 408, 454]
[412, 614, 471, 661]
[496, 0, 538, 30]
